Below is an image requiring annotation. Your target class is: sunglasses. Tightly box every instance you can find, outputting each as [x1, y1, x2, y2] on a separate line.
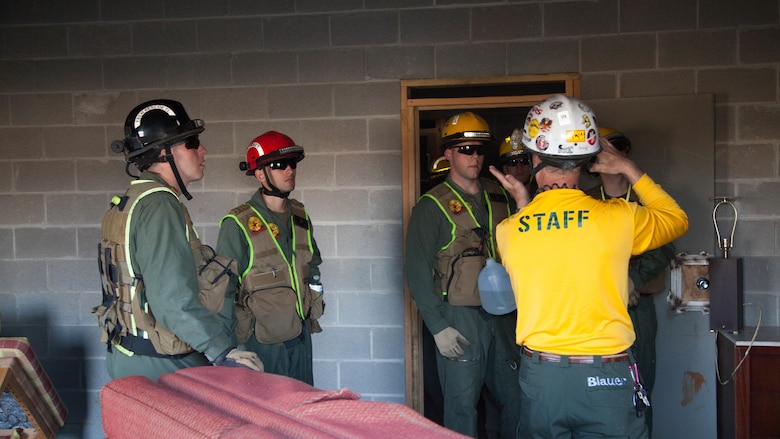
[184, 136, 201, 150]
[455, 145, 486, 156]
[506, 155, 530, 166]
[268, 158, 298, 171]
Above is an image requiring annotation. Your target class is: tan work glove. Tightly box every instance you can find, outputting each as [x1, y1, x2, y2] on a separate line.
[628, 277, 640, 308]
[433, 327, 470, 358]
[214, 348, 264, 372]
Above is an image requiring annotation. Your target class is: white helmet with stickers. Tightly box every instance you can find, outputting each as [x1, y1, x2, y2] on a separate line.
[522, 94, 601, 160]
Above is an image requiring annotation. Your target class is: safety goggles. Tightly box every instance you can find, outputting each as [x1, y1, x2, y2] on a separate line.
[455, 145, 486, 156]
[184, 136, 201, 150]
[505, 155, 530, 166]
[268, 158, 298, 171]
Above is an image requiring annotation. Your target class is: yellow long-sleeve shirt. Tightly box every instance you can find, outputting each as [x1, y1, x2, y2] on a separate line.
[496, 174, 688, 355]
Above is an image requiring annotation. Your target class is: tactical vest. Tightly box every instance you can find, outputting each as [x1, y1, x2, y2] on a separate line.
[423, 180, 511, 306]
[222, 200, 319, 345]
[94, 180, 236, 357]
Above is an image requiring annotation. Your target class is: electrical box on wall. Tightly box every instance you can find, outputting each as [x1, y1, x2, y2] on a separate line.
[708, 258, 743, 332]
[668, 252, 712, 313]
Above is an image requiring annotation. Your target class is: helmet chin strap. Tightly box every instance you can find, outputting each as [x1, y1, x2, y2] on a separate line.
[160, 145, 193, 200]
[261, 167, 291, 199]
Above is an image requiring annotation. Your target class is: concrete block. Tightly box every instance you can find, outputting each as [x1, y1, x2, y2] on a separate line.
[715, 143, 776, 180]
[0, 59, 102, 92]
[0, 229, 12, 259]
[366, 45, 435, 80]
[198, 121, 234, 155]
[264, 15, 330, 50]
[165, 0, 229, 18]
[0, 163, 10, 192]
[0, 95, 9, 125]
[580, 73, 617, 100]
[200, 87, 268, 121]
[369, 189, 402, 222]
[0, 127, 44, 159]
[335, 152, 401, 186]
[312, 360, 339, 390]
[508, 39, 579, 76]
[303, 189, 369, 221]
[729, 219, 775, 256]
[472, 4, 542, 41]
[545, 0, 618, 37]
[0, 293, 16, 324]
[232, 51, 297, 85]
[313, 326, 371, 360]
[741, 256, 780, 291]
[185, 190, 242, 225]
[16, 227, 77, 258]
[69, 23, 132, 56]
[321, 258, 371, 292]
[74, 91, 136, 126]
[295, 154, 336, 188]
[10, 93, 73, 125]
[370, 256, 403, 292]
[311, 224, 336, 259]
[736, 181, 780, 216]
[331, 11, 399, 46]
[15, 161, 75, 192]
[368, 118, 400, 152]
[436, 42, 507, 78]
[296, 0, 363, 12]
[700, 0, 777, 28]
[268, 85, 333, 118]
[336, 224, 402, 257]
[582, 34, 655, 72]
[0, 195, 44, 225]
[4, 25, 68, 58]
[47, 259, 96, 291]
[334, 82, 398, 116]
[659, 30, 736, 67]
[0, 0, 98, 25]
[340, 292, 403, 325]
[739, 105, 780, 141]
[76, 159, 132, 193]
[294, 119, 367, 153]
[103, 56, 168, 90]
[366, 0, 431, 8]
[166, 54, 233, 87]
[228, 0, 294, 15]
[198, 17, 264, 52]
[100, 1, 165, 21]
[619, 70, 695, 98]
[299, 49, 366, 83]
[621, 0, 696, 32]
[740, 28, 780, 64]
[340, 360, 405, 395]
[78, 227, 101, 258]
[199, 156, 256, 190]
[371, 326, 405, 359]
[0, 260, 47, 292]
[400, 8, 469, 44]
[699, 67, 776, 104]
[46, 194, 108, 226]
[43, 126, 105, 158]
[715, 104, 736, 143]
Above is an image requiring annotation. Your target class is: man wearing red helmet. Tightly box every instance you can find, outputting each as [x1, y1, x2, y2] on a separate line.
[216, 131, 323, 385]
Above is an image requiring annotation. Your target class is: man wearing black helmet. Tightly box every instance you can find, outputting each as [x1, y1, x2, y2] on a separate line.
[216, 131, 323, 386]
[95, 99, 263, 381]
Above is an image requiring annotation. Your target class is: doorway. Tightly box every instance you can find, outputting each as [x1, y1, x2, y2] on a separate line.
[400, 73, 582, 415]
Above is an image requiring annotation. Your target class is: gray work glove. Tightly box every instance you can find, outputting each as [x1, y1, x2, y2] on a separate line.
[213, 347, 264, 372]
[628, 277, 640, 308]
[433, 327, 470, 358]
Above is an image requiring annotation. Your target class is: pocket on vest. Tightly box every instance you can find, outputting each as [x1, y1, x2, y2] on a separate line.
[247, 286, 302, 344]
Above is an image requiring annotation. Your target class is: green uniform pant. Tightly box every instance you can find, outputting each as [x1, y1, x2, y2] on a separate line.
[517, 350, 648, 439]
[628, 294, 658, 435]
[106, 346, 211, 381]
[244, 320, 314, 386]
[436, 303, 522, 438]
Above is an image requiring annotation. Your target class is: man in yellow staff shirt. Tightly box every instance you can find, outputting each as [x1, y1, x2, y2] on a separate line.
[490, 94, 688, 439]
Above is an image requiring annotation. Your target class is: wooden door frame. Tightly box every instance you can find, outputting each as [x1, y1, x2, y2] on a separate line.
[400, 73, 581, 413]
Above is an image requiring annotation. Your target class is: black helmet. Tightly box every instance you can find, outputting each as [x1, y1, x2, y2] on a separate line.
[112, 99, 204, 171]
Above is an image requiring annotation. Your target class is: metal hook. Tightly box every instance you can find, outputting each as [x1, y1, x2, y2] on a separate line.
[711, 197, 738, 259]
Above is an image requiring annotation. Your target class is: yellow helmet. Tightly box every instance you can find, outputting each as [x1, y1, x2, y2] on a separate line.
[498, 134, 528, 164]
[598, 127, 631, 153]
[440, 111, 492, 151]
[430, 156, 450, 176]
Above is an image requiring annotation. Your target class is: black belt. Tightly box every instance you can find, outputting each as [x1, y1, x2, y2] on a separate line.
[522, 347, 629, 364]
[116, 334, 194, 359]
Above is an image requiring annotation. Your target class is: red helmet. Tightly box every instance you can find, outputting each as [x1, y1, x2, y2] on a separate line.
[240, 131, 305, 175]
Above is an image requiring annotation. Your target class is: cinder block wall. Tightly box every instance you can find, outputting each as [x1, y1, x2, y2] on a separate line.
[0, 1, 778, 437]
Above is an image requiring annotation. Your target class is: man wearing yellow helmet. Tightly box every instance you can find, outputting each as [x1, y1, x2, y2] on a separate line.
[498, 133, 533, 191]
[405, 112, 522, 437]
